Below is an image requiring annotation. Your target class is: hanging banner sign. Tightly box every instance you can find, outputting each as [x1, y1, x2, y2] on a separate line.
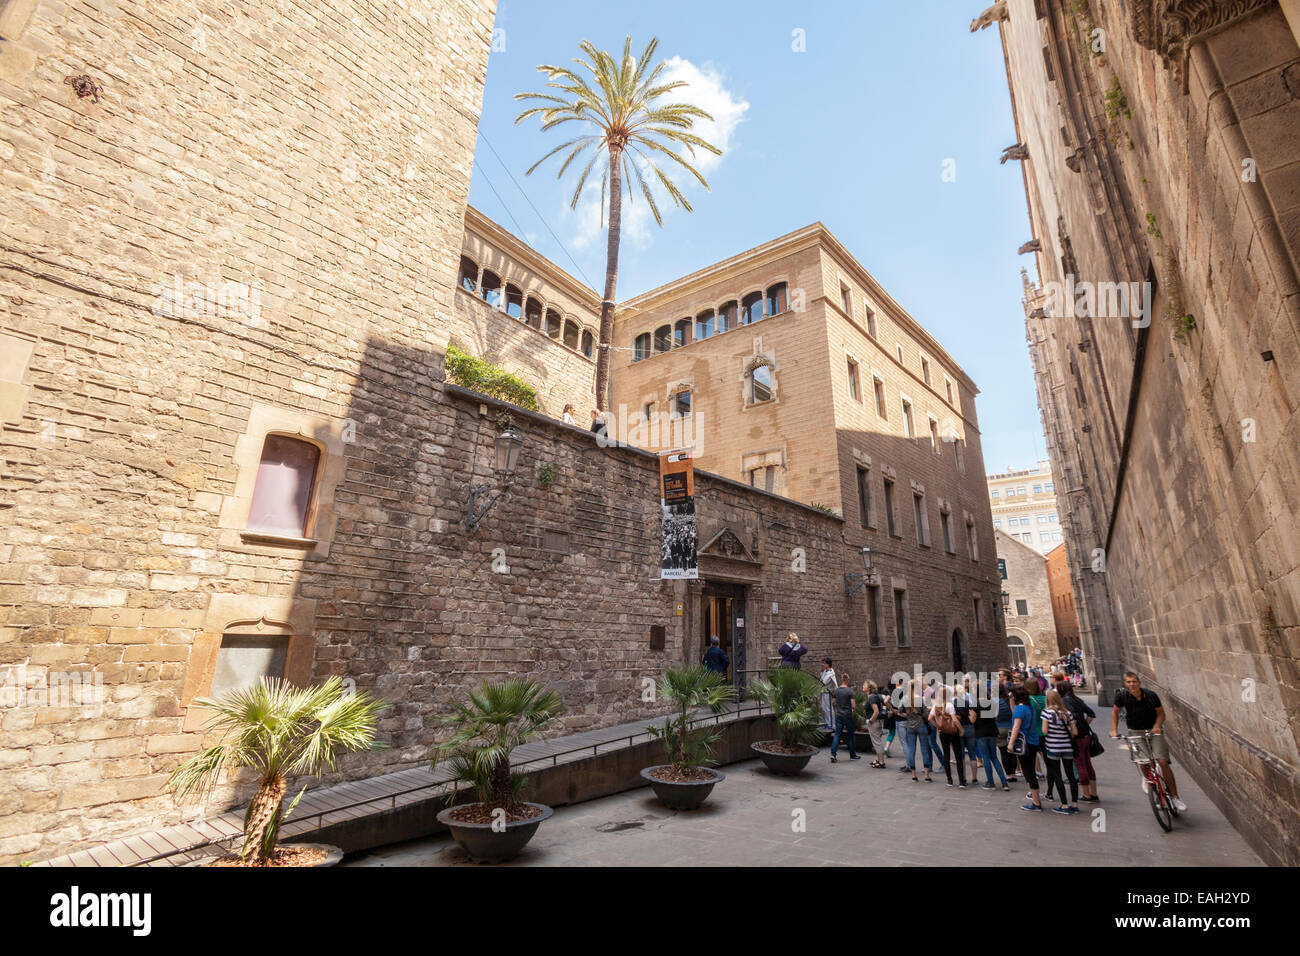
[659, 448, 697, 579]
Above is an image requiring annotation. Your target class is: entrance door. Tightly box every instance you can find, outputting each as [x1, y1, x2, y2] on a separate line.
[701, 582, 747, 689]
[951, 629, 966, 672]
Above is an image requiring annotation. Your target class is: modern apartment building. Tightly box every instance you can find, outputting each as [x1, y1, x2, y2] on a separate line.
[986, 460, 1063, 554]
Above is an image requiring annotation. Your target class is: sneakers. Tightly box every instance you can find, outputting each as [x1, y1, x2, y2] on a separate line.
[1051, 805, 1071, 815]
[1067, 806, 1080, 814]
[1172, 797, 1187, 812]
[1002, 784, 1011, 792]
[1020, 802, 1042, 812]
[830, 755, 838, 763]
[959, 783, 968, 789]
[850, 754, 861, 760]
[982, 784, 996, 790]
[947, 781, 954, 787]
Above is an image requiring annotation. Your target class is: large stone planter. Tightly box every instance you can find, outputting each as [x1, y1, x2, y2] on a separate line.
[640, 766, 724, 810]
[436, 802, 554, 863]
[751, 741, 818, 776]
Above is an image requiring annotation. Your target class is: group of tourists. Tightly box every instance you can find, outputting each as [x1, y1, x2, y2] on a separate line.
[769, 634, 1184, 817]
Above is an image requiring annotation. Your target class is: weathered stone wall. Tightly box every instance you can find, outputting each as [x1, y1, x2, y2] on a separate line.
[1046, 543, 1079, 649]
[0, 0, 499, 864]
[996, 530, 1058, 666]
[991, 0, 1300, 864]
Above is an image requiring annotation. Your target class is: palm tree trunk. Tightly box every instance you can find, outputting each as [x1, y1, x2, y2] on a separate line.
[242, 774, 286, 864]
[489, 755, 513, 813]
[594, 146, 623, 412]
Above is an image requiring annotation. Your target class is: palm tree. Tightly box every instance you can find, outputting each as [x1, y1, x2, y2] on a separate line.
[648, 664, 737, 770]
[516, 37, 723, 411]
[747, 667, 824, 750]
[167, 676, 386, 864]
[432, 679, 565, 813]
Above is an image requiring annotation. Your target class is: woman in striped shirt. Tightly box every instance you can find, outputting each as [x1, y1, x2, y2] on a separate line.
[1041, 690, 1080, 815]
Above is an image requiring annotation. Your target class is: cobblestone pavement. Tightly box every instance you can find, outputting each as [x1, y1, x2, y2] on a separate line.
[345, 730, 1262, 867]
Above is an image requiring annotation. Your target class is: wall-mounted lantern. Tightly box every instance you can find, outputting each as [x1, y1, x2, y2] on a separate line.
[465, 427, 523, 533]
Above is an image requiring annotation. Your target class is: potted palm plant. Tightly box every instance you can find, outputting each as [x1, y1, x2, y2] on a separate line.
[433, 678, 564, 863]
[167, 676, 386, 867]
[747, 667, 823, 775]
[642, 664, 738, 809]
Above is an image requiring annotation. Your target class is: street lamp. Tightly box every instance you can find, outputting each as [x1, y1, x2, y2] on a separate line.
[465, 427, 523, 533]
[844, 546, 877, 597]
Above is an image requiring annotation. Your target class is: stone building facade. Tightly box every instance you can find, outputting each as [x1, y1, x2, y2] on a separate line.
[995, 529, 1059, 667]
[978, 0, 1300, 864]
[0, 0, 1010, 865]
[453, 207, 599, 418]
[609, 225, 1006, 676]
[1046, 542, 1080, 651]
[987, 459, 1064, 553]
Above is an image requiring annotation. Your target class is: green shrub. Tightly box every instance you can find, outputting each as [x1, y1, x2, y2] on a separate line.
[444, 345, 540, 411]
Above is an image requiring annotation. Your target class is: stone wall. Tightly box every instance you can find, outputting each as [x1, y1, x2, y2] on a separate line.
[0, 0, 499, 864]
[988, 0, 1300, 864]
[1046, 543, 1079, 649]
[996, 530, 1058, 667]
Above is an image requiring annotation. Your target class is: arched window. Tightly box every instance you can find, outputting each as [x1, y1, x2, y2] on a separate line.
[696, 309, 715, 341]
[563, 319, 580, 349]
[545, 309, 562, 338]
[634, 332, 651, 362]
[654, 325, 672, 353]
[480, 270, 502, 309]
[717, 300, 736, 333]
[457, 256, 478, 293]
[673, 318, 691, 348]
[747, 362, 773, 404]
[505, 284, 523, 319]
[246, 435, 320, 537]
[765, 282, 787, 316]
[741, 291, 763, 325]
[581, 330, 595, 358]
[1006, 634, 1026, 668]
[673, 389, 692, 417]
[524, 296, 542, 329]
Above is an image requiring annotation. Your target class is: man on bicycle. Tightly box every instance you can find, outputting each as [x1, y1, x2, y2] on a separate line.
[1110, 671, 1186, 812]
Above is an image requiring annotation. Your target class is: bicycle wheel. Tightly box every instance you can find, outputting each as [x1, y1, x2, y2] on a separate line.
[1148, 776, 1173, 832]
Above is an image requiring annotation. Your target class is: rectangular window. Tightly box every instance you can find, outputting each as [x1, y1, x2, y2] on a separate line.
[856, 466, 871, 528]
[893, 588, 909, 647]
[866, 308, 877, 338]
[211, 634, 288, 697]
[896, 343, 905, 364]
[1049, 513, 1058, 522]
[840, 283, 852, 317]
[1016, 598, 1029, 616]
[941, 511, 953, 552]
[749, 465, 777, 493]
[921, 356, 931, 385]
[847, 359, 860, 402]
[1044, 482, 1054, 492]
[991, 490, 999, 498]
[902, 400, 915, 439]
[967, 519, 979, 561]
[945, 377, 954, 404]
[874, 377, 887, 419]
[884, 478, 898, 536]
[997, 557, 1007, 579]
[246, 435, 320, 537]
[675, 390, 692, 417]
[1033, 484, 1043, 494]
[929, 417, 940, 455]
[973, 596, 983, 633]
[644, 402, 655, 423]
[993, 518, 1001, 528]
[866, 585, 883, 647]
[913, 492, 928, 546]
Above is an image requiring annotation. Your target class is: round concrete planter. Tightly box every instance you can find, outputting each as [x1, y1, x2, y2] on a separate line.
[640, 766, 724, 810]
[751, 741, 818, 776]
[435, 802, 553, 863]
[186, 842, 343, 867]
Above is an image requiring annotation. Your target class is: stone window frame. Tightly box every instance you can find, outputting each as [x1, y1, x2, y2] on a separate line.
[944, 374, 955, 406]
[938, 498, 956, 554]
[881, 466, 900, 538]
[0, 332, 36, 426]
[927, 413, 941, 456]
[871, 370, 888, 420]
[667, 380, 694, 419]
[740, 340, 780, 411]
[865, 305, 877, 339]
[180, 593, 317, 732]
[891, 577, 910, 648]
[865, 582, 884, 648]
[919, 350, 932, 386]
[972, 591, 986, 635]
[910, 479, 931, 548]
[852, 449, 874, 529]
[845, 351, 862, 403]
[742, 447, 785, 494]
[218, 403, 348, 558]
[963, 510, 980, 562]
[899, 391, 916, 441]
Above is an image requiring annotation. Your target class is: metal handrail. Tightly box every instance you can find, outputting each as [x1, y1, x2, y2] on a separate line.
[125, 698, 771, 867]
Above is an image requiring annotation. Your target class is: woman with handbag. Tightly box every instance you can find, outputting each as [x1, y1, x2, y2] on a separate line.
[1008, 685, 1043, 811]
[931, 684, 969, 788]
[900, 680, 934, 782]
[1041, 690, 1081, 814]
[1056, 680, 1100, 802]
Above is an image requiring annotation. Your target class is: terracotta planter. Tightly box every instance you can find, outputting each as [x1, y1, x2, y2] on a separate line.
[640, 766, 724, 810]
[751, 741, 818, 776]
[435, 802, 553, 863]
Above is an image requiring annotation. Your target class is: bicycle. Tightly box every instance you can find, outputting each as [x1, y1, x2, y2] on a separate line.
[1119, 730, 1179, 832]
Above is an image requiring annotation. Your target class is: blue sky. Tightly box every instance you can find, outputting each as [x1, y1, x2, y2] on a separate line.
[467, 0, 1046, 473]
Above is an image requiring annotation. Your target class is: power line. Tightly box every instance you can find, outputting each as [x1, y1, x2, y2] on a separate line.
[478, 131, 597, 290]
[472, 158, 532, 245]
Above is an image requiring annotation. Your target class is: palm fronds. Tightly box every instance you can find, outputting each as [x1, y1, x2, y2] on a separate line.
[747, 668, 824, 748]
[647, 664, 738, 769]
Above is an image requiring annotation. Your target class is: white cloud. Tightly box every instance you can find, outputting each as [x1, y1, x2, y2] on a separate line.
[563, 56, 748, 256]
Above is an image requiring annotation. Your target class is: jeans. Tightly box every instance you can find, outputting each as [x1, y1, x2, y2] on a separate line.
[925, 725, 947, 769]
[1044, 752, 1079, 804]
[976, 736, 1007, 786]
[902, 725, 932, 771]
[940, 732, 966, 785]
[963, 726, 978, 763]
[831, 712, 857, 757]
